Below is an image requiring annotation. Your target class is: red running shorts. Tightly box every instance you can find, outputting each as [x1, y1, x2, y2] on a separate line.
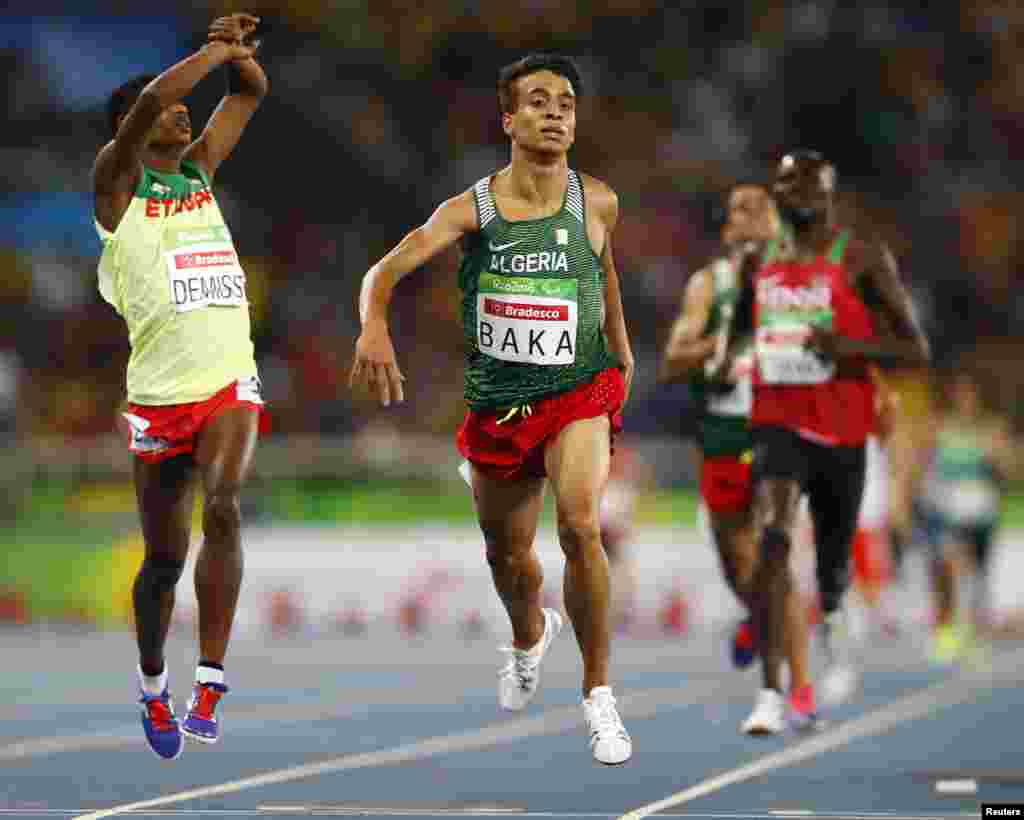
[121, 377, 270, 464]
[700, 451, 754, 516]
[456, 367, 625, 482]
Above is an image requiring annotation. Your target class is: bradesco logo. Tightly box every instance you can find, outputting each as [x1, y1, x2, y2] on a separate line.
[483, 299, 568, 322]
[174, 249, 237, 270]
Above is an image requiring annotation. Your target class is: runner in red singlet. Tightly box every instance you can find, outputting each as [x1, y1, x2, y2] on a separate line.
[739, 151, 930, 733]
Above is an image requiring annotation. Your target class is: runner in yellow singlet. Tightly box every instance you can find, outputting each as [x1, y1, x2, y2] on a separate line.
[92, 12, 267, 760]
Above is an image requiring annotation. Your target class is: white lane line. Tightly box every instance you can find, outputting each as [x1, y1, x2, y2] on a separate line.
[68, 677, 728, 820]
[0, 729, 138, 761]
[2, 810, 974, 814]
[617, 648, 1022, 820]
[254, 812, 973, 819]
[0, 811, 977, 818]
[933, 778, 977, 795]
[0, 699, 376, 762]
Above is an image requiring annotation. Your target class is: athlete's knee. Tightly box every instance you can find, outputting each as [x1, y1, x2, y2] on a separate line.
[135, 557, 186, 595]
[755, 478, 800, 530]
[556, 509, 602, 562]
[483, 539, 534, 577]
[203, 490, 242, 542]
[731, 556, 757, 601]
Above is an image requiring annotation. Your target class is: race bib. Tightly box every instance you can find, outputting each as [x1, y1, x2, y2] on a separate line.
[943, 479, 1000, 524]
[236, 375, 264, 404]
[164, 226, 247, 313]
[476, 273, 577, 366]
[756, 277, 835, 385]
[756, 322, 835, 384]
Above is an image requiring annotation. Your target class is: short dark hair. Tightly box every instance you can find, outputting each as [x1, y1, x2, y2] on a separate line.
[782, 148, 826, 165]
[709, 179, 767, 229]
[497, 53, 583, 114]
[778, 149, 839, 191]
[107, 74, 156, 137]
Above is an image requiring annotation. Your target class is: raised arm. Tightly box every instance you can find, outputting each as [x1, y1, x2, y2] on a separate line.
[93, 40, 246, 200]
[184, 14, 267, 181]
[349, 190, 478, 407]
[658, 268, 715, 384]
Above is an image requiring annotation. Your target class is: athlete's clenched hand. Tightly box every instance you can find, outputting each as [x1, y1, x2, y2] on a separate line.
[349, 321, 406, 407]
[207, 13, 261, 59]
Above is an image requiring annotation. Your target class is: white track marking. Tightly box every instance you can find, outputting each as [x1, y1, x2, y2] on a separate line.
[68, 678, 727, 820]
[618, 649, 1022, 820]
[0, 700, 376, 762]
[0, 812, 976, 819]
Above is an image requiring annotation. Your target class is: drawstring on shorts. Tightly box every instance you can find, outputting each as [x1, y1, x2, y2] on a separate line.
[495, 404, 533, 425]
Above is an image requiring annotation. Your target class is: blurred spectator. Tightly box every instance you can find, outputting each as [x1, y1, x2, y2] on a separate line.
[1, 2, 1022, 441]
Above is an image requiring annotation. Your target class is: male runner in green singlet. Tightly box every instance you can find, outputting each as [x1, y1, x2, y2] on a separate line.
[93, 13, 267, 760]
[350, 54, 634, 765]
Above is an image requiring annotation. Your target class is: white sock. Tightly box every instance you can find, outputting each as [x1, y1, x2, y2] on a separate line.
[586, 685, 613, 702]
[138, 663, 168, 697]
[196, 664, 225, 687]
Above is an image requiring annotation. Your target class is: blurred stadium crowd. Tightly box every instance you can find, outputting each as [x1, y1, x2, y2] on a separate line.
[1, 0, 1022, 447]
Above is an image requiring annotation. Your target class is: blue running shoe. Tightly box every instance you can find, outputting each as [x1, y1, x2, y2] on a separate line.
[182, 682, 228, 744]
[731, 617, 757, 669]
[139, 689, 183, 760]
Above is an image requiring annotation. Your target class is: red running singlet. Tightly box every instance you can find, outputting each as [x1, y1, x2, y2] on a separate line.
[751, 230, 876, 447]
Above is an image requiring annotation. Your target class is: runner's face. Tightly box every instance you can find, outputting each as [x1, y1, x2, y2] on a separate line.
[504, 70, 576, 155]
[774, 155, 833, 225]
[148, 102, 192, 148]
[724, 186, 775, 244]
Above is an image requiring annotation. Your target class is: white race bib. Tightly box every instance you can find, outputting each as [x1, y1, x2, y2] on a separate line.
[164, 226, 247, 313]
[476, 273, 577, 366]
[942, 479, 1000, 524]
[756, 322, 835, 384]
[707, 349, 753, 417]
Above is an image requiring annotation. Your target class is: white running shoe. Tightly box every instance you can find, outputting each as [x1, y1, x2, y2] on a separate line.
[583, 686, 632, 765]
[498, 608, 563, 711]
[741, 688, 786, 735]
[820, 610, 860, 707]
[821, 661, 859, 707]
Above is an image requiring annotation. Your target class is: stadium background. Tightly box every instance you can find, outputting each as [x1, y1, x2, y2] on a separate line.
[1, 1, 1023, 636]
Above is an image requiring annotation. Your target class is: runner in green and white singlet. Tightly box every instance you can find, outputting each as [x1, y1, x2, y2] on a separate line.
[458, 169, 618, 410]
[921, 369, 1015, 662]
[660, 182, 815, 734]
[351, 54, 634, 765]
[92, 13, 268, 760]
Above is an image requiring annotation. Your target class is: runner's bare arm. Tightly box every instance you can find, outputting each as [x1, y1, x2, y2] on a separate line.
[590, 180, 634, 403]
[350, 190, 478, 407]
[92, 41, 243, 198]
[185, 14, 267, 180]
[987, 418, 1017, 483]
[658, 268, 715, 383]
[807, 240, 930, 367]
